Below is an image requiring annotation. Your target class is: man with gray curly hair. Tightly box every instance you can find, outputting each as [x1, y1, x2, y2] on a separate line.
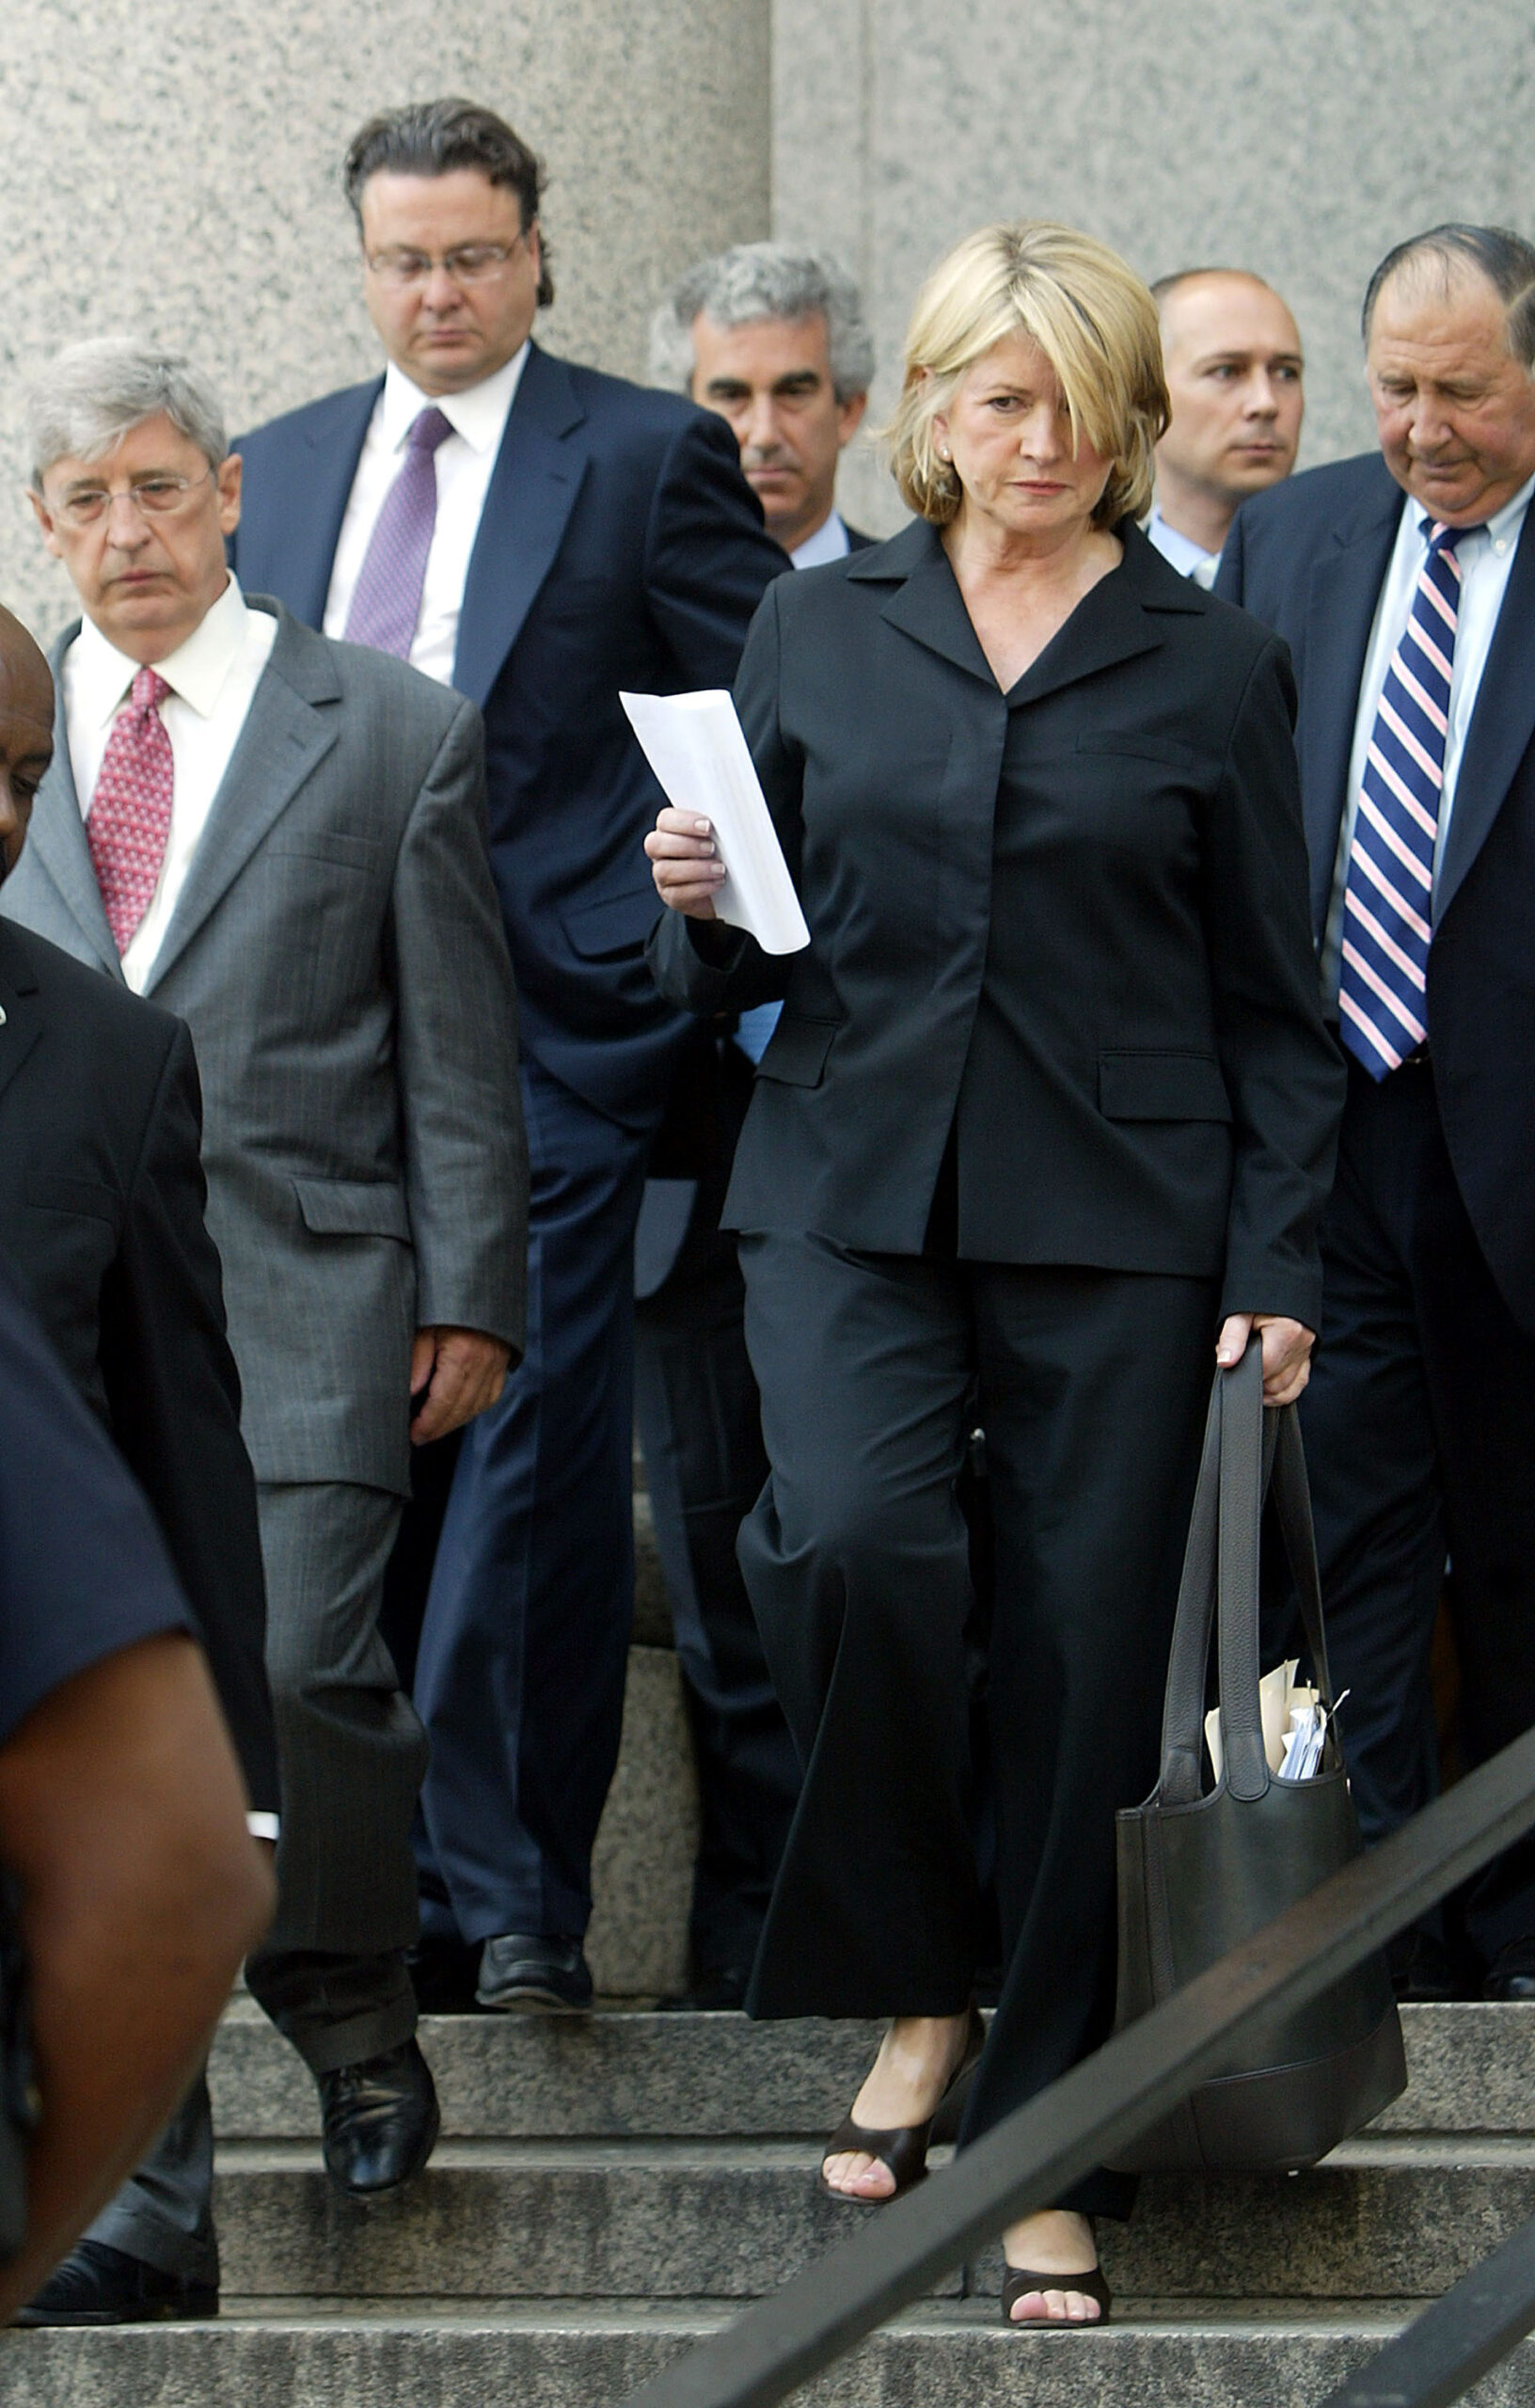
[633, 247, 878, 2005]
[650, 243, 874, 562]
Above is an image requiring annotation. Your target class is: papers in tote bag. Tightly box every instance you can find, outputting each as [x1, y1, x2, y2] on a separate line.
[621, 689, 810, 956]
[1205, 1660, 1338, 1785]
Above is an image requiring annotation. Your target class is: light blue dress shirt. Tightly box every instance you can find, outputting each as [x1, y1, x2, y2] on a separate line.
[1147, 506, 1220, 588]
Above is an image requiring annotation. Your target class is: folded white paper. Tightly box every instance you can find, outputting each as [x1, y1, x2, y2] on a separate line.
[621, 688, 810, 956]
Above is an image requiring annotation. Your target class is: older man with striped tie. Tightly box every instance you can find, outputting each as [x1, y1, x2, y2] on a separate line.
[1218, 223, 1535, 2003]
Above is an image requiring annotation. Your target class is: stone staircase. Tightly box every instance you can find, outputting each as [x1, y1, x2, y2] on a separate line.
[5, 2000, 1535, 2405]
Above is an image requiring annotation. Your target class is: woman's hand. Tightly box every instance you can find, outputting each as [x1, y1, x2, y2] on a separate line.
[645, 807, 725, 921]
[1215, 1313, 1315, 1406]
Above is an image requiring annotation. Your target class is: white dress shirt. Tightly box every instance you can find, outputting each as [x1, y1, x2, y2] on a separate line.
[323, 346, 530, 686]
[1319, 471, 1535, 1006]
[789, 510, 853, 571]
[1146, 506, 1220, 588]
[66, 576, 277, 995]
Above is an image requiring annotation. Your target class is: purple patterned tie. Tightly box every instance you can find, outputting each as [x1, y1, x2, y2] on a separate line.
[343, 404, 454, 659]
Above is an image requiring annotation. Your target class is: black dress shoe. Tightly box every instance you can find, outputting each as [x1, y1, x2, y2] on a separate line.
[319, 2036, 440, 2198]
[13, 2238, 218, 2326]
[477, 1931, 593, 2012]
[1388, 1928, 1459, 2003]
[657, 1965, 751, 2011]
[407, 1934, 482, 2015]
[1484, 1940, 1535, 2000]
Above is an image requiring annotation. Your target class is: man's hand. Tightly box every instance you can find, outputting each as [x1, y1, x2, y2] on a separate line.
[409, 1326, 511, 1444]
[1215, 1312, 1315, 1406]
[645, 807, 725, 920]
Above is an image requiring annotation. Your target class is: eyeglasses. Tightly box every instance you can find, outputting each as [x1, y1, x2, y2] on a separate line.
[48, 470, 216, 531]
[364, 237, 527, 291]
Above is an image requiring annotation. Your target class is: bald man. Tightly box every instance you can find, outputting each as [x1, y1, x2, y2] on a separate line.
[1148, 269, 1306, 585]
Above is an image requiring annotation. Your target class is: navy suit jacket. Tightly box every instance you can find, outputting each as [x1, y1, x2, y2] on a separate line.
[1217, 452, 1535, 1332]
[229, 343, 788, 1125]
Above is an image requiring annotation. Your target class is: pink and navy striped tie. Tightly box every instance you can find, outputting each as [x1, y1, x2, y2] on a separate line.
[1338, 519, 1479, 1079]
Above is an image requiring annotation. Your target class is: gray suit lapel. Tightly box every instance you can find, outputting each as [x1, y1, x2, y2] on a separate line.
[30, 635, 124, 979]
[142, 602, 340, 995]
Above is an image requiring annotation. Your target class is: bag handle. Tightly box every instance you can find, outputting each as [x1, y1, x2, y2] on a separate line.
[1158, 1335, 1334, 1806]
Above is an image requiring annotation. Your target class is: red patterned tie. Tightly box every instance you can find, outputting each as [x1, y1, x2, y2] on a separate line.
[87, 667, 174, 957]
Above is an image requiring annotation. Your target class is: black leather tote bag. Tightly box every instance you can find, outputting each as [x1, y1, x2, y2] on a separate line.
[1109, 1339, 1405, 2174]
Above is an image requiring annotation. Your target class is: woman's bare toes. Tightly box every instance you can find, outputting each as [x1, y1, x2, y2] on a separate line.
[820, 2149, 894, 2200]
[1007, 2285, 1103, 2324]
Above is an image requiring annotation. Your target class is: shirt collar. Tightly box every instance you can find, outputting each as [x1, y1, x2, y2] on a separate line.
[379, 343, 530, 455]
[1407, 469, 1535, 558]
[71, 572, 250, 727]
[790, 510, 851, 571]
[1146, 505, 1220, 582]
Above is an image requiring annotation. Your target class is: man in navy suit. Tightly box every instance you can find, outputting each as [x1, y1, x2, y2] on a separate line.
[1217, 223, 1535, 1998]
[636, 245, 875, 2004]
[229, 99, 786, 2011]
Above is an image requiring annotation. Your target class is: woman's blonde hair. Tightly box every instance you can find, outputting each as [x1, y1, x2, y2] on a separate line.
[885, 222, 1169, 528]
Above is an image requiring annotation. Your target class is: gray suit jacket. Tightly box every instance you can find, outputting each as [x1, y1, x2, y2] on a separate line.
[2, 599, 528, 1495]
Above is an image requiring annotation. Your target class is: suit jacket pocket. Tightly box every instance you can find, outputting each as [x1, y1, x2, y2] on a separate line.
[1077, 731, 1202, 771]
[24, 1172, 124, 1229]
[292, 1177, 411, 1241]
[755, 1015, 839, 1088]
[562, 883, 661, 961]
[265, 832, 383, 869]
[1099, 1051, 1232, 1121]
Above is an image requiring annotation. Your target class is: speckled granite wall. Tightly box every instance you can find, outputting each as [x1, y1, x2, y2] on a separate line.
[0, 0, 770, 640]
[774, 0, 1535, 535]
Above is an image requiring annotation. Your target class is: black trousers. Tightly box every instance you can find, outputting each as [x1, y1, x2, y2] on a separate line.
[1290, 1055, 1535, 1965]
[738, 1231, 1214, 2218]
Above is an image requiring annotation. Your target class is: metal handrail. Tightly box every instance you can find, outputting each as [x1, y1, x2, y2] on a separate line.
[620, 1723, 1535, 2408]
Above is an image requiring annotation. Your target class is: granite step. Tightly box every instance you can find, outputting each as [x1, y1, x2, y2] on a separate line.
[208, 2001, 1535, 2140]
[203, 2133, 1535, 2304]
[3, 2304, 1533, 2408]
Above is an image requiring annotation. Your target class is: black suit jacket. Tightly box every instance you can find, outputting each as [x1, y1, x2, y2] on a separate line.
[651, 518, 1343, 1328]
[1216, 452, 1535, 1333]
[229, 343, 787, 1128]
[0, 920, 277, 1814]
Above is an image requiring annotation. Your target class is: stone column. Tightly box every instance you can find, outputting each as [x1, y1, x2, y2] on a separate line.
[0, 0, 770, 636]
[773, 0, 1535, 533]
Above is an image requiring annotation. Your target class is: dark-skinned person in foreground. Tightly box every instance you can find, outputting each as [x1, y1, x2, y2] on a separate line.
[0, 1249, 273, 2324]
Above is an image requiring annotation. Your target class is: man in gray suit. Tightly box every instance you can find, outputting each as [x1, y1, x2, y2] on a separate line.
[3, 340, 526, 2273]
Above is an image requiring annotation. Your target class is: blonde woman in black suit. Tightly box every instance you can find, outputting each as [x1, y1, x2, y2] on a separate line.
[647, 223, 1343, 2327]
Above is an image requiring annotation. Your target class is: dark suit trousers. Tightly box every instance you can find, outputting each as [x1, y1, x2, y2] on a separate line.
[635, 1221, 799, 1979]
[85, 2070, 216, 2285]
[414, 1057, 655, 1941]
[738, 1231, 1213, 2219]
[1291, 1055, 1535, 1964]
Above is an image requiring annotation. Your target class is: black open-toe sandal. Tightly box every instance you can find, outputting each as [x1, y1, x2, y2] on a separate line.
[1000, 2261, 1113, 2328]
[819, 2005, 985, 2207]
